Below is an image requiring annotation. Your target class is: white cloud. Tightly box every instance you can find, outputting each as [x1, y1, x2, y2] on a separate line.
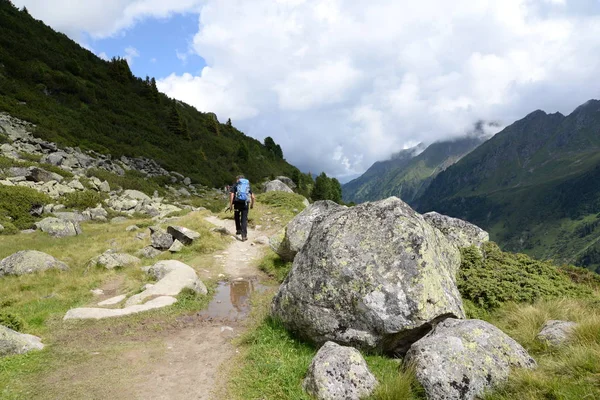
[98, 52, 109, 61]
[124, 46, 140, 65]
[14, 0, 600, 179]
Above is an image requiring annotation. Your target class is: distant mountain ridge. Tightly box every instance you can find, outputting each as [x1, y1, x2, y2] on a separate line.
[417, 99, 600, 271]
[342, 122, 496, 205]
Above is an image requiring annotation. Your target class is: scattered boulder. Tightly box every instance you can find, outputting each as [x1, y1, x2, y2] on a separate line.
[169, 240, 184, 253]
[405, 318, 537, 400]
[98, 180, 110, 193]
[271, 200, 345, 262]
[303, 341, 378, 400]
[54, 211, 90, 223]
[150, 227, 174, 250]
[67, 179, 85, 191]
[125, 260, 207, 306]
[0, 325, 44, 357]
[26, 167, 64, 183]
[111, 216, 128, 224]
[167, 226, 200, 245]
[0, 250, 68, 277]
[64, 296, 178, 320]
[183, 177, 191, 185]
[88, 250, 140, 269]
[123, 189, 151, 201]
[29, 204, 44, 217]
[88, 206, 108, 221]
[138, 246, 162, 259]
[423, 211, 489, 249]
[264, 179, 294, 193]
[36, 217, 82, 237]
[97, 295, 127, 306]
[126, 225, 139, 232]
[275, 176, 297, 189]
[537, 320, 578, 346]
[271, 197, 464, 355]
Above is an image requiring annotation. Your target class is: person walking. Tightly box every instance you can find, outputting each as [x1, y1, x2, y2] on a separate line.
[228, 175, 255, 241]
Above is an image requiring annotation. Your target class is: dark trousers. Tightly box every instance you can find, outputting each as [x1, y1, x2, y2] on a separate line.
[234, 202, 249, 236]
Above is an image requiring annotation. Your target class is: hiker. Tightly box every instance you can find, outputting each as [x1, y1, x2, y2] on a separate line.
[228, 175, 255, 241]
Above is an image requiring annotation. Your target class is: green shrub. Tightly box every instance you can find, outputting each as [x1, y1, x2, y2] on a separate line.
[86, 168, 164, 196]
[0, 186, 51, 230]
[0, 312, 25, 332]
[61, 190, 106, 209]
[458, 242, 594, 311]
[18, 152, 42, 163]
[38, 163, 73, 178]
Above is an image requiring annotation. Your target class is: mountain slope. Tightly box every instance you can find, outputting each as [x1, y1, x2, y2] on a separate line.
[343, 135, 485, 205]
[417, 100, 600, 271]
[0, 1, 298, 187]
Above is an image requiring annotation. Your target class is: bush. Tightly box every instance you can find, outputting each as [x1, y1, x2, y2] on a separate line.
[0, 312, 25, 332]
[0, 185, 50, 230]
[458, 242, 594, 311]
[256, 191, 307, 211]
[61, 190, 106, 209]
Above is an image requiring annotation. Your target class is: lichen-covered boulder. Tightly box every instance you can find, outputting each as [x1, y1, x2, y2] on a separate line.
[270, 200, 345, 262]
[0, 325, 44, 357]
[271, 197, 464, 355]
[35, 217, 82, 237]
[264, 179, 294, 193]
[405, 318, 536, 400]
[276, 176, 297, 190]
[26, 167, 64, 183]
[167, 226, 200, 245]
[149, 226, 174, 250]
[423, 212, 489, 249]
[303, 341, 378, 400]
[0, 250, 69, 277]
[88, 250, 141, 269]
[537, 320, 578, 346]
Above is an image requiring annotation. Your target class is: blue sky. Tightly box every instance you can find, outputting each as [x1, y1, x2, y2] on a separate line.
[86, 14, 206, 80]
[11, 0, 600, 181]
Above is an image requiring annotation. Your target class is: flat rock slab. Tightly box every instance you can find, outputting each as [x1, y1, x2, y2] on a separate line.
[98, 295, 127, 306]
[167, 226, 200, 245]
[0, 250, 69, 277]
[64, 296, 178, 320]
[0, 325, 44, 357]
[303, 341, 378, 400]
[406, 318, 536, 400]
[125, 260, 207, 307]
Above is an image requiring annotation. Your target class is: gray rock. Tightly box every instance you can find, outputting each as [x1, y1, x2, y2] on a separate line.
[36, 217, 82, 238]
[110, 217, 128, 224]
[7, 167, 29, 178]
[150, 227, 174, 250]
[64, 296, 178, 320]
[45, 152, 65, 166]
[136, 232, 148, 241]
[26, 167, 64, 183]
[264, 179, 294, 193]
[276, 176, 297, 189]
[88, 250, 141, 269]
[167, 226, 200, 245]
[98, 180, 110, 193]
[406, 318, 537, 400]
[271, 200, 345, 262]
[423, 212, 489, 249]
[29, 204, 44, 217]
[303, 341, 378, 400]
[271, 197, 464, 355]
[125, 260, 207, 306]
[0, 224, 4, 232]
[54, 212, 90, 223]
[169, 240, 184, 253]
[138, 246, 162, 259]
[178, 187, 191, 197]
[0, 325, 44, 357]
[126, 225, 139, 232]
[67, 179, 85, 191]
[0, 250, 69, 277]
[123, 189, 151, 201]
[537, 320, 578, 346]
[183, 177, 191, 185]
[89, 206, 108, 221]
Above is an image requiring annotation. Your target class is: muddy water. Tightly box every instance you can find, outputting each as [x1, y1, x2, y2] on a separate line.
[198, 279, 268, 322]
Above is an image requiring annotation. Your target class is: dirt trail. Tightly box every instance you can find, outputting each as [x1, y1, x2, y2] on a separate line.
[130, 216, 269, 400]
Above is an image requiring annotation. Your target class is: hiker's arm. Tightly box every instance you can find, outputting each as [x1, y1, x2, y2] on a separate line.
[250, 193, 256, 209]
[229, 192, 234, 208]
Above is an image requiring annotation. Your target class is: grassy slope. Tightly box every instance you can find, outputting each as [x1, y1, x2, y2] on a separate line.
[0, 2, 299, 187]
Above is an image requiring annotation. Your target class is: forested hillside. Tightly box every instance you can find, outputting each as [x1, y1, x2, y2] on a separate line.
[417, 100, 600, 272]
[0, 0, 298, 187]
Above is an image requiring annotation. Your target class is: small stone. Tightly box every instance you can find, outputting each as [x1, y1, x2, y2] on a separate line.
[169, 240, 184, 253]
[126, 225, 139, 232]
[91, 289, 104, 296]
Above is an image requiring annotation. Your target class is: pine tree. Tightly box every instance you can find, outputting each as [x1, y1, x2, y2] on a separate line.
[168, 103, 185, 136]
[226, 118, 232, 127]
[312, 172, 331, 201]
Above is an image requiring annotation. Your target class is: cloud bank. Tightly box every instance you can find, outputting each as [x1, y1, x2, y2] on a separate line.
[14, 0, 600, 178]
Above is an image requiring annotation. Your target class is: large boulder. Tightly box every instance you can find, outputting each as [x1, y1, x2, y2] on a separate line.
[423, 212, 489, 249]
[303, 341, 378, 400]
[270, 200, 345, 262]
[537, 320, 578, 346]
[271, 197, 464, 355]
[36, 217, 82, 237]
[167, 226, 200, 245]
[125, 260, 207, 306]
[0, 325, 44, 357]
[0, 250, 69, 277]
[123, 189, 151, 201]
[276, 176, 297, 190]
[88, 250, 141, 269]
[405, 318, 536, 400]
[26, 167, 64, 183]
[264, 179, 294, 193]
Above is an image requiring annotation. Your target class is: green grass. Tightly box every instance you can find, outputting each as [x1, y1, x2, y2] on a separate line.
[258, 251, 292, 283]
[0, 185, 51, 233]
[86, 168, 167, 196]
[60, 190, 106, 209]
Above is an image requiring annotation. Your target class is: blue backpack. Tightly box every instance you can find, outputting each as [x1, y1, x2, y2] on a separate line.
[235, 178, 251, 202]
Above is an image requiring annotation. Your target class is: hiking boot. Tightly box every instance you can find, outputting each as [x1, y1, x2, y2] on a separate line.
[236, 230, 241, 235]
[242, 235, 247, 242]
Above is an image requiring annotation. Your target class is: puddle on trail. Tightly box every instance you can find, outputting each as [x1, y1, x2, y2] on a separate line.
[198, 279, 269, 322]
